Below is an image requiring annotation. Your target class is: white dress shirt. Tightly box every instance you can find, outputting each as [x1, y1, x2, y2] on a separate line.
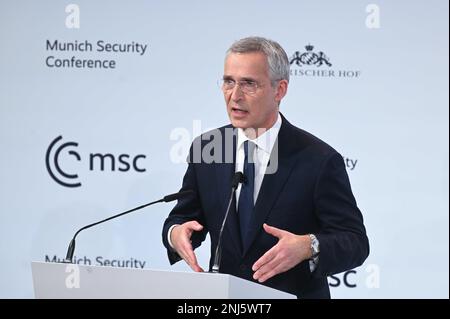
[235, 113, 282, 206]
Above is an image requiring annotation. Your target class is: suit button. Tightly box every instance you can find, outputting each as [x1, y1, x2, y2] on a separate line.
[240, 264, 246, 271]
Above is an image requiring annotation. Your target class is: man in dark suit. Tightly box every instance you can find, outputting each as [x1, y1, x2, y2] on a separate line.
[162, 36, 369, 298]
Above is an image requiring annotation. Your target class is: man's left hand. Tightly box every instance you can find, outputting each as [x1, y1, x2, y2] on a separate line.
[252, 223, 311, 283]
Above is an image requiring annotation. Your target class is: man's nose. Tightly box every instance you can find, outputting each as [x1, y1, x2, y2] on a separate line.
[230, 84, 244, 101]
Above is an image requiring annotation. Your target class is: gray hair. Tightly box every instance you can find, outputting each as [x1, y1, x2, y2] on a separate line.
[226, 36, 290, 84]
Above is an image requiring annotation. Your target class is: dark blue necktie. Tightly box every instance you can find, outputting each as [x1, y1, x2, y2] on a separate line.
[238, 140, 255, 247]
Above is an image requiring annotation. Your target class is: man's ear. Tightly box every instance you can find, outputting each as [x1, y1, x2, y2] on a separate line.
[275, 79, 288, 102]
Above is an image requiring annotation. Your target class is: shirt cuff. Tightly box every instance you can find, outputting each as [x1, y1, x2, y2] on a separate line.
[309, 257, 319, 272]
[167, 224, 179, 249]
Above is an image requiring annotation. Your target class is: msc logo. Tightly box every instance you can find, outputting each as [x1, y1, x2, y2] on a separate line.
[290, 44, 332, 67]
[45, 136, 81, 187]
[45, 135, 147, 188]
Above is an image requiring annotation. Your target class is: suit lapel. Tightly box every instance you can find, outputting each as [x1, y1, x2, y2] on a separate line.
[215, 127, 242, 255]
[242, 117, 298, 255]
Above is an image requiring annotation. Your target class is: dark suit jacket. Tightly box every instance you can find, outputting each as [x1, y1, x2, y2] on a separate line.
[162, 114, 369, 299]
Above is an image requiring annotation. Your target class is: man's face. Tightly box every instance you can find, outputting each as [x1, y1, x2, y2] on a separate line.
[223, 52, 287, 134]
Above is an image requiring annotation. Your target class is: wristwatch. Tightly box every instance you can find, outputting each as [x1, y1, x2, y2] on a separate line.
[309, 234, 320, 259]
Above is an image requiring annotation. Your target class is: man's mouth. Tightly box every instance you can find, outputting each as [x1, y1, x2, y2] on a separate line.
[231, 107, 249, 114]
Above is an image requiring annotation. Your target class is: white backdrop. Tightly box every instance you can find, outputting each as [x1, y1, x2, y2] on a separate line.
[0, 0, 448, 298]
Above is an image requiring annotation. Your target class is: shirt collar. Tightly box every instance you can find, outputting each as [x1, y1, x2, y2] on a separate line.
[237, 113, 282, 155]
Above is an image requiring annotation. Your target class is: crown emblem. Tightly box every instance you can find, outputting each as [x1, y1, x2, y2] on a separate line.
[289, 44, 332, 67]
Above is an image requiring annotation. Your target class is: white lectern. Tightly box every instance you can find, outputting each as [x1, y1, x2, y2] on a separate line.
[31, 262, 295, 299]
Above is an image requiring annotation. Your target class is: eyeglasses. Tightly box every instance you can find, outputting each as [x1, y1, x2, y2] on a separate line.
[219, 78, 262, 95]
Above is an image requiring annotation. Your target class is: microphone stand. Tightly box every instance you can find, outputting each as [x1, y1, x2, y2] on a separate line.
[211, 172, 243, 273]
[64, 190, 193, 263]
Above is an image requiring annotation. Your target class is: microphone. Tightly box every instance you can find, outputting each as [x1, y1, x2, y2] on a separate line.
[64, 190, 194, 263]
[211, 172, 244, 273]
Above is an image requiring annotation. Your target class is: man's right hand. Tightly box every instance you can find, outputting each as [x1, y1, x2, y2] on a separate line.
[170, 221, 205, 272]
